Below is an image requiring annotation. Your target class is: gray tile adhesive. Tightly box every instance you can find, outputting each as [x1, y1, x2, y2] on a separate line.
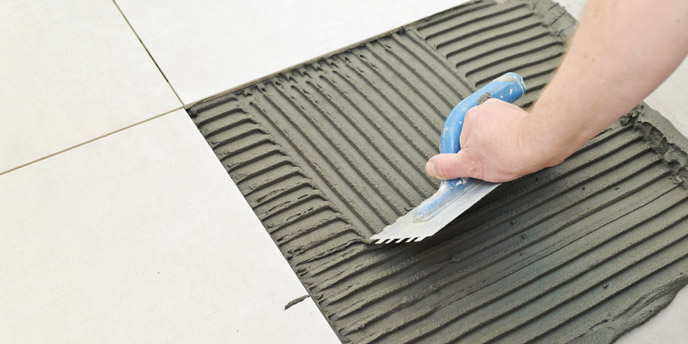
[187, 1, 688, 343]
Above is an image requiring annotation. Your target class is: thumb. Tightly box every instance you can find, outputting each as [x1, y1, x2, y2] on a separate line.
[425, 152, 481, 180]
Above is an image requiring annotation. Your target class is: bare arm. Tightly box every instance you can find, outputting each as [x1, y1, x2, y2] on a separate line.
[426, 0, 688, 182]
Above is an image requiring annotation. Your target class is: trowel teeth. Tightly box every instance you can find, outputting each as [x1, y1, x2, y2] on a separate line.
[370, 235, 426, 244]
[368, 181, 500, 244]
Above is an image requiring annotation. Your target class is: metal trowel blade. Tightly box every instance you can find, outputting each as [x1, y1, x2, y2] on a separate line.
[369, 180, 499, 244]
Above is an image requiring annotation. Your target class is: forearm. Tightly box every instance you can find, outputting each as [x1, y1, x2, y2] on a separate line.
[426, 0, 688, 182]
[524, 0, 688, 167]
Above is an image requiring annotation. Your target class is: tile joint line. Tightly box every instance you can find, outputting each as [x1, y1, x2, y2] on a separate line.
[0, 107, 183, 176]
[111, 0, 184, 106]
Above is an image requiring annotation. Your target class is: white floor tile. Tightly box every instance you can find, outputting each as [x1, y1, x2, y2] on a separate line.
[0, 110, 338, 344]
[115, 0, 466, 105]
[0, 0, 181, 174]
[646, 58, 688, 136]
[615, 285, 688, 344]
[558, 0, 586, 20]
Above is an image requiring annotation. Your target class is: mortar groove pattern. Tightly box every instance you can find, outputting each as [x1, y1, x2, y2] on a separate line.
[188, 1, 688, 342]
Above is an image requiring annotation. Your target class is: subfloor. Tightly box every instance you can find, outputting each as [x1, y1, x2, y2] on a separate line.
[1, 1, 686, 343]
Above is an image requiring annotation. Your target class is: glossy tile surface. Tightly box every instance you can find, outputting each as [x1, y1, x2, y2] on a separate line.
[115, 0, 465, 104]
[0, 110, 338, 343]
[0, 0, 180, 173]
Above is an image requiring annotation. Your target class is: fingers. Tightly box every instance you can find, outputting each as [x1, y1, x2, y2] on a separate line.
[425, 152, 481, 180]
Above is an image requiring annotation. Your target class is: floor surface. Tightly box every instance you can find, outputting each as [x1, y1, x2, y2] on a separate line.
[0, 110, 335, 343]
[188, 3, 688, 342]
[1, 0, 686, 343]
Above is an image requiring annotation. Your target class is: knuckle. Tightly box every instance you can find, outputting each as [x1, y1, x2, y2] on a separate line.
[464, 108, 479, 125]
[463, 111, 475, 124]
[485, 98, 501, 105]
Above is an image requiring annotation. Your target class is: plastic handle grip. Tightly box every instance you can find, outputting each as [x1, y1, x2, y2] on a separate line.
[412, 73, 526, 222]
[439, 72, 526, 154]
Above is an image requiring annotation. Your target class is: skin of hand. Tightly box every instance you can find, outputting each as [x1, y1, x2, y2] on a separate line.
[425, 98, 548, 182]
[426, 0, 688, 182]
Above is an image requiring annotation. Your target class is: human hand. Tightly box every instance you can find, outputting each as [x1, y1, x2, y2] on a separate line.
[425, 99, 553, 183]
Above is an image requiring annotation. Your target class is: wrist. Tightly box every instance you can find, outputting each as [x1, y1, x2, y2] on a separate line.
[518, 109, 570, 172]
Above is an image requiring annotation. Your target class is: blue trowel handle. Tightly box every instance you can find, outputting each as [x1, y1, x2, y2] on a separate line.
[439, 72, 526, 154]
[412, 73, 526, 223]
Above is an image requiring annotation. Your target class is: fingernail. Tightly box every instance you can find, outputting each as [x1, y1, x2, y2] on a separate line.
[426, 160, 438, 178]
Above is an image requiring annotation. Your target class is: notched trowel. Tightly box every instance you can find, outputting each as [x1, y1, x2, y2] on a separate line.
[370, 72, 526, 244]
